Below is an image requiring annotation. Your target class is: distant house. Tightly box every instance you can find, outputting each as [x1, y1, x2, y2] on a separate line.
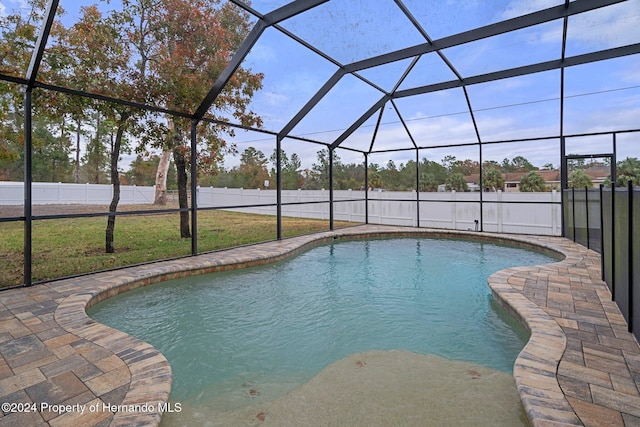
[462, 174, 482, 191]
[503, 170, 560, 192]
[462, 166, 610, 192]
[577, 164, 610, 187]
[437, 182, 480, 192]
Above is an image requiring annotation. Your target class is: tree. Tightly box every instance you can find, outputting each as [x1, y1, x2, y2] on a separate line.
[335, 162, 364, 190]
[62, 6, 142, 253]
[270, 149, 303, 190]
[397, 160, 417, 190]
[420, 158, 447, 189]
[154, 151, 172, 204]
[512, 156, 536, 172]
[305, 150, 341, 190]
[126, 154, 176, 187]
[238, 146, 269, 189]
[483, 160, 501, 170]
[33, 141, 73, 183]
[284, 153, 303, 189]
[483, 168, 504, 192]
[1, 117, 73, 182]
[419, 173, 438, 192]
[445, 172, 468, 192]
[502, 156, 535, 173]
[567, 158, 586, 171]
[568, 170, 593, 189]
[608, 157, 640, 187]
[137, 0, 263, 237]
[452, 158, 479, 175]
[78, 110, 113, 184]
[0, 1, 60, 181]
[519, 171, 547, 192]
[441, 155, 457, 171]
[369, 171, 383, 189]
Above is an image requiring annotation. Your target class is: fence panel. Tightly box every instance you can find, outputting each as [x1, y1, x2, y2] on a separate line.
[0, 182, 155, 205]
[482, 191, 560, 235]
[598, 184, 639, 338]
[2, 183, 563, 235]
[587, 189, 602, 253]
[573, 189, 589, 247]
[0, 182, 23, 205]
[563, 189, 574, 241]
[562, 188, 602, 249]
[613, 187, 630, 324]
[601, 188, 614, 295]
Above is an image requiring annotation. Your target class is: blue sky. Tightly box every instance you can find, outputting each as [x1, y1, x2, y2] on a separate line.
[216, 0, 640, 171]
[2, 0, 639, 171]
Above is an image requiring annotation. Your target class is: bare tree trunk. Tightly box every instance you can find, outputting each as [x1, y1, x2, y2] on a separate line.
[173, 144, 191, 238]
[154, 151, 171, 205]
[74, 117, 81, 183]
[93, 114, 102, 184]
[106, 114, 129, 253]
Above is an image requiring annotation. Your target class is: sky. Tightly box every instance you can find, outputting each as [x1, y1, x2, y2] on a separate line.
[1, 0, 639, 172]
[217, 0, 640, 171]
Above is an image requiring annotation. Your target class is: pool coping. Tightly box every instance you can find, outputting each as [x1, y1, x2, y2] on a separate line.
[1, 225, 640, 426]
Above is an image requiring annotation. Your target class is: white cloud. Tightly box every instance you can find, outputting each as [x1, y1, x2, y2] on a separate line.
[368, 114, 477, 150]
[247, 44, 277, 65]
[248, 69, 331, 132]
[583, 106, 640, 134]
[445, 0, 480, 9]
[617, 62, 640, 85]
[501, 0, 560, 20]
[502, 0, 640, 50]
[261, 91, 288, 107]
[567, 0, 640, 49]
[1, 0, 29, 14]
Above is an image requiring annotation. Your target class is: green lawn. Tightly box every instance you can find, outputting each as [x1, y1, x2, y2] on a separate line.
[0, 210, 356, 287]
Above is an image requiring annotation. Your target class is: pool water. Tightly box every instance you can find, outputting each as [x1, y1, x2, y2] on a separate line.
[88, 237, 556, 413]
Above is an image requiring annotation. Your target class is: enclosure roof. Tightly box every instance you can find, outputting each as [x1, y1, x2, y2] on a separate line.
[5, 0, 640, 156]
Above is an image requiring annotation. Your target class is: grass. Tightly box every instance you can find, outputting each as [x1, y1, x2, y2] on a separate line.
[0, 210, 357, 287]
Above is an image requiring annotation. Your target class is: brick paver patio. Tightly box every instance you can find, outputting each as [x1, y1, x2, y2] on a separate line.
[1, 225, 639, 426]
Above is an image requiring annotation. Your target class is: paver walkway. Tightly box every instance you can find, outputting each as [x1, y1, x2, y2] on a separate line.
[1, 225, 639, 426]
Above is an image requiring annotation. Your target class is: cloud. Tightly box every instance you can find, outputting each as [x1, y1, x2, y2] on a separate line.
[502, 0, 640, 50]
[248, 69, 332, 132]
[0, 0, 30, 15]
[247, 44, 277, 65]
[567, 0, 640, 49]
[500, 0, 560, 20]
[261, 91, 288, 107]
[367, 114, 478, 150]
[617, 61, 640, 84]
[580, 106, 640, 135]
[445, 0, 480, 9]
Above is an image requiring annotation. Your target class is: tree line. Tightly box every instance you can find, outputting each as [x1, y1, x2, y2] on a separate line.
[122, 147, 640, 192]
[200, 149, 640, 192]
[6, 133, 638, 195]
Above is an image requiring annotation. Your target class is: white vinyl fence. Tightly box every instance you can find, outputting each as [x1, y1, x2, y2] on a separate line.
[1, 182, 561, 235]
[197, 187, 562, 236]
[0, 182, 155, 205]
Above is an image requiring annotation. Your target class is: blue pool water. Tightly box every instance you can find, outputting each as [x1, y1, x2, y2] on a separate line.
[88, 237, 556, 409]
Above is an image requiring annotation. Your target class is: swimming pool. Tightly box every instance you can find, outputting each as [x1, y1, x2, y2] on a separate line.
[88, 237, 556, 425]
